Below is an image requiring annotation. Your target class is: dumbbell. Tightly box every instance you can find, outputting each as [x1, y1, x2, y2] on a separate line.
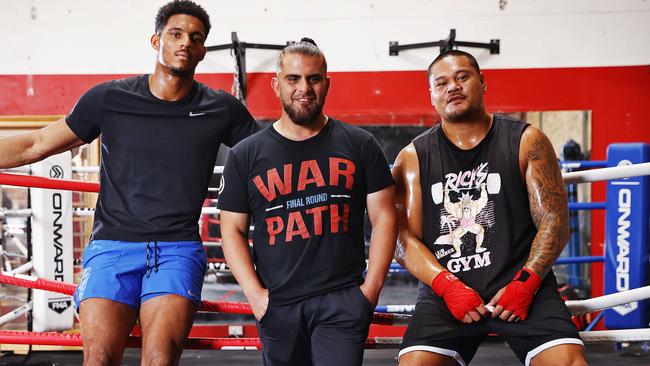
[431, 173, 501, 205]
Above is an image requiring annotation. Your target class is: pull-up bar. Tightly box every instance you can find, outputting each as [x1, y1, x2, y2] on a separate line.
[389, 29, 500, 56]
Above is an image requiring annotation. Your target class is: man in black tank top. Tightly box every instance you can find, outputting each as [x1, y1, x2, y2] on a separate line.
[219, 39, 396, 366]
[393, 50, 586, 366]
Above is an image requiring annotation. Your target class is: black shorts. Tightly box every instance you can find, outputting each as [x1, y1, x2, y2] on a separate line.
[399, 282, 583, 366]
[257, 286, 374, 366]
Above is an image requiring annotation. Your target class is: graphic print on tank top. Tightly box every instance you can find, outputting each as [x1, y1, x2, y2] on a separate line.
[414, 117, 538, 301]
[431, 161, 499, 273]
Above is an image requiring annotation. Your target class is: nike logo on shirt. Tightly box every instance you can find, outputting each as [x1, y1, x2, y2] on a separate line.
[189, 112, 206, 117]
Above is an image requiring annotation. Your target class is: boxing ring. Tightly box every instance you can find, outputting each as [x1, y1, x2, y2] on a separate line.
[1, 150, 649, 353]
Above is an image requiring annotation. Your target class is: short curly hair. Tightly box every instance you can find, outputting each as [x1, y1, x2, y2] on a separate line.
[155, 0, 211, 36]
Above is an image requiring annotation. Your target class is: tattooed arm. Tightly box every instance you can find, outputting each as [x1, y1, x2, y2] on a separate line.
[488, 126, 568, 322]
[519, 126, 569, 277]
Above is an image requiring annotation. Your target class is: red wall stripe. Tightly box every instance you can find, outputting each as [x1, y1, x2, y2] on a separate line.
[2, 65, 649, 303]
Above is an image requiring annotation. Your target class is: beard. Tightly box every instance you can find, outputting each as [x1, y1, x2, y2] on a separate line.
[281, 97, 324, 126]
[159, 49, 196, 78]
[169, 65, 194, 78]
[444, 102, 481, 122]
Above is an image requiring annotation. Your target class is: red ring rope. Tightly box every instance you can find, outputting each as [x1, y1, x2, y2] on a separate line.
[0, 330, 263, 350]
[0, 172, 99, 192]
[0, 272, 76, 296]
[201, 300, 252, 314]
[0, 272, 410, 325]
[0, 330, 406, 349]
[0, 174, 411, 325]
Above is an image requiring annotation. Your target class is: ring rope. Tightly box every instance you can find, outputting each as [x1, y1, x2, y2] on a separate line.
[3, 261, 33, 276]
[0, 330, 410, 350]
[369, 286, 650, 316]
[0, 172, 99, 192]
[73, 206, 220, 217]
[579, 329, 650, 343]
[3, 166, 225, 175]
[0, 330, 262, 350]
[0, 302, 32, 326]
[2, 162, 650, 194]
[3, 329, 650, 349]
[1, 271, 76, 296]
[0, 270, 249, 312]
[562, 162, 650, 184]
[0, 271, 410, 326]
[0, 208, 32, 218]
[565, 285, 650, 315]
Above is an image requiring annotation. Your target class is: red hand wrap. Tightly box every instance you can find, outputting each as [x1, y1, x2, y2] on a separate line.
[496, 268, 542, 320]
[431, 271, 483, 321]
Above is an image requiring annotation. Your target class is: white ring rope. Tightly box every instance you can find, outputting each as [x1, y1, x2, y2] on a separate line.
[1, 251, 26, 259]
[5, 163, 650, 186]
[3, 230, 29, 257]
[375, 286, 650, 317]
[0, 208, 33, 218]
[72, 207, 94, 217]
[0, 301, 32, 327]
[73, 206, 220, 216]
[70, 166, 98, 174]
[69, 166, 225, 174]
[342, 330, 650, 344]
[2, 166, 225, 175]
[5, 163, 650, 189]
[579, 329, 650, 343]
[562, 162, 650, 184]
[4, 261, 33, 276]
[566, 285, 650, 315]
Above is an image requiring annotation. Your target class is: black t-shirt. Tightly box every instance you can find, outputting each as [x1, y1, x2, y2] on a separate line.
[66, 75, 258, 242]
[218, 119, 393, 305]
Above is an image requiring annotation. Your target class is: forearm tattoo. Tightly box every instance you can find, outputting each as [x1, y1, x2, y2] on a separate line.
[525, 135, 569, 277]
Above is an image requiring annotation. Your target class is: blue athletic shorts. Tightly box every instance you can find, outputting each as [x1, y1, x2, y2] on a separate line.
[73, 240, 207, 309]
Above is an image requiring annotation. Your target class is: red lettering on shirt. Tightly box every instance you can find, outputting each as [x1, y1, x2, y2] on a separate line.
[286, 211, 310, 242]
[306, 205, 328, 236]
[266, 216, 284, 245]
[254, 164, 292, 201]
[329, 157, 355, 190]
[264, 203, 351, 245]
[330, 203, 349, 233]
[297, 160, 325, 191]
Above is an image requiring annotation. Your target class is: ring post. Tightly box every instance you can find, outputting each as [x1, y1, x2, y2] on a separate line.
[562, 140, 585, 287]
[30, 152, 74, 332]
[604, 143, 649, 329]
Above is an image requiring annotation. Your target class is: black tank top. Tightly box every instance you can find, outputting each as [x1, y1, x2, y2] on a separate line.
[413, 115, 557, 305]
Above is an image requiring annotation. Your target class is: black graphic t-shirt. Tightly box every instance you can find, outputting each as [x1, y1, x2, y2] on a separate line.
[66, 75, 258, 242]
[414, 116, 560, 307]
[218, 119, 393, 305]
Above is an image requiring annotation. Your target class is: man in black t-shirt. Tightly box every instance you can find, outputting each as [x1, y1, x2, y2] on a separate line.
[219, 38, 397, 366]
[393, 50, 586, 365]
[0, 1, 257, 364]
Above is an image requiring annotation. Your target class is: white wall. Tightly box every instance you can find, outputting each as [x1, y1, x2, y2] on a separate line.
[2, 0, 649, 75]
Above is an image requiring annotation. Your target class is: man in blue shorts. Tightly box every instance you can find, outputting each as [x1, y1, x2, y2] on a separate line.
[218, 38, 397, 366]
[0, 1, 257, 364]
